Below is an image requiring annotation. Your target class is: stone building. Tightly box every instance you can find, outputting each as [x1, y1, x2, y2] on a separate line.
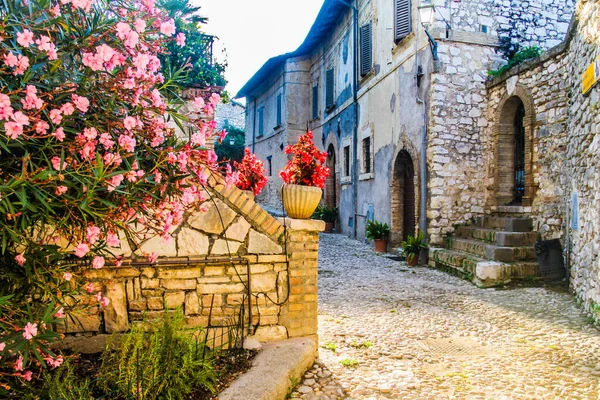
[215, 100, 246, 131]
[237, 0, 573, 245]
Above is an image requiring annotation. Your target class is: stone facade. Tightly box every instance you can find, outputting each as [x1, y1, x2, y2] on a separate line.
[63, 173, 324, 344]
[215, 100, 246, 131]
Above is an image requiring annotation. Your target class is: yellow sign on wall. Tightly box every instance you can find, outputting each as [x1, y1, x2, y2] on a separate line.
[582, 55, 600, 95]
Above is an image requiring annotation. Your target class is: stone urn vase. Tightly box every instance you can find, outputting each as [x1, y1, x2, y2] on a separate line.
[282, 184, 322, 219]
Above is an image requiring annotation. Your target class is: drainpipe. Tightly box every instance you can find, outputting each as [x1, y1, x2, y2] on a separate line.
[251, 97, 257, 152]
[414, 19, 428, 260]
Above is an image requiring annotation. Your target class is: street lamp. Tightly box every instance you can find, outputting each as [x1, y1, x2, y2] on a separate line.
[417, 0, 438, 61]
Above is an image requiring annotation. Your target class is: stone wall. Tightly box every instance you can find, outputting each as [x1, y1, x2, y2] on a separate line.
[215, 101, 246, 131]
[63, 173, 324, 344]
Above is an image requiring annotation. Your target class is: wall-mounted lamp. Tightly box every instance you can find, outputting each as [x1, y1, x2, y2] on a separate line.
[417, 0, 438, 61]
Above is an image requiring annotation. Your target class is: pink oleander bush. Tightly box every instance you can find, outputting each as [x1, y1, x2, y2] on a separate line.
[0, 0, 229, 394]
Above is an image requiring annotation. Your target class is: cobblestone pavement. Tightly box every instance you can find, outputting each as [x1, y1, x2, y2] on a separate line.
[290, 234, 600, 400]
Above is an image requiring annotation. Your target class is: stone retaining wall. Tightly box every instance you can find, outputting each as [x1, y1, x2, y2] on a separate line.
[63, 174, 324, 344]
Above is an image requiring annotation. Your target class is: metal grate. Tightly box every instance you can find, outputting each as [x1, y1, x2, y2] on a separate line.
[420, 337, 488, 357]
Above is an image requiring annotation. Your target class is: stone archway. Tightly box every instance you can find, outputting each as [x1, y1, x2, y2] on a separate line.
[325, 143, 337, 208]
[391, 149, 416, 246]
[494, 87, 536, 207]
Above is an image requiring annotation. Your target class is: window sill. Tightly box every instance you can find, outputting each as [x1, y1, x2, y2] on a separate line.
[341, 177, 352, 185]
[359, 172, 374, 181]
[273, 124, 282, 130]
[325, 104, 337, 113]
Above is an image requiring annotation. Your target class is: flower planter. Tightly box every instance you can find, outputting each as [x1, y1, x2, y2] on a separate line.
[282, 184, 322, 219]
[406, 253, 419, 267]
[374, 239, 388, 253]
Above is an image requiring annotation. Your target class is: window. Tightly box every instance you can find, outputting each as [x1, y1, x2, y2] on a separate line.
[394, 0, 412, 43]
[325, 68, 335, 109]
[266, 155, 272, 176]
[343, 145, 351, 178]
[480, 25, 488, 33]
[360, 23, 372, 76]
[257, 107, 264, 137]
[275, 94, 282, 127]
[312, 85, 319, 119]
[362, 136, 372, 174]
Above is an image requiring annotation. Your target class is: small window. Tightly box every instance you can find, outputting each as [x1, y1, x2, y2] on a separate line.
[481, 25, 488, 33]
[343, 145, 351, 177]
[275, 94, 282, 127]
[257, 108, 264, 137]
[360, 23, 372, 76]
[266, 155, 272, 176]
[394, 0, 412, 43]
[325, 68, 335, 109]
[312, 85, 319, 119]
[362, 137, 372, 174]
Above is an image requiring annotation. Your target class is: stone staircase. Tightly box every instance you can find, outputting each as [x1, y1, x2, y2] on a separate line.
[429, 213, 540, 287]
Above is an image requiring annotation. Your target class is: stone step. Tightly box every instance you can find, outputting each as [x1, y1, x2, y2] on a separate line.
[429, 248, 540, 288]
[492, 205, 533, 215]
[446, 237, 537, 262]
[474, 216, 533, 232]
[455, 226, 538, 247]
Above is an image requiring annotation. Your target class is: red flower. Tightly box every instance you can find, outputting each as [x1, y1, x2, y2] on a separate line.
[234, 149, 268, 195]
[279, 131, 330, 188]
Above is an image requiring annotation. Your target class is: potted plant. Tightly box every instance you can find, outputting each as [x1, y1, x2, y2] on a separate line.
[233, 148, 268, 199]
[279, 131, 330, 219]
[366, 220, 391, 253]
[314, 205, 338, 233]
[402, 232, 428, 266]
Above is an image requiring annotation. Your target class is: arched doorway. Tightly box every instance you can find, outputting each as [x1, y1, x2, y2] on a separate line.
[391, 150, 415, 245]
[325, 144, 337, 208]
[495, 94, 534, 206]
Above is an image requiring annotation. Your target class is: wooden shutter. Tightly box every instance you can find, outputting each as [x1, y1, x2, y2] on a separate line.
[276, 94, 282, 126]
[312, 85, 319, 119]
[394, 0, 412, 43]
[360, 23, 372, 76]
[325, 68, 334, 109]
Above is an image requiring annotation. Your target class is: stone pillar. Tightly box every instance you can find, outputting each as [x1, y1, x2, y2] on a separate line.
[277, 218, 325, 341]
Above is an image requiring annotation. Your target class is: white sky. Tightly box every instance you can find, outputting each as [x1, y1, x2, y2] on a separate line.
[197, 0, 325, 99]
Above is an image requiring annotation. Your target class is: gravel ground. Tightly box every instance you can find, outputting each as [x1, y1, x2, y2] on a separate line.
[290, 233, 600, 400]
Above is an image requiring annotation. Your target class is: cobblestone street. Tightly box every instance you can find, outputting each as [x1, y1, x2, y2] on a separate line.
[291, 234, 600, 400]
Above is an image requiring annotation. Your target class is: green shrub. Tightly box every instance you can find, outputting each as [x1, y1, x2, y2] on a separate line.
[488, 46, 543, 78]
[313, 205, 338, 223]
[40, 358, 94, 400]
[366, 220, 390, 240]
[99, 310, 216, 400]
[401, 232, 428, 257]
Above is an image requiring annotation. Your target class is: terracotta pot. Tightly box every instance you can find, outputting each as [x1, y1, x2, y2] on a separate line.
[407, 253, 419, 267]
[282, 184, 322, 219]
[324, 222, 334, 233]
[374, 239, 388, 253]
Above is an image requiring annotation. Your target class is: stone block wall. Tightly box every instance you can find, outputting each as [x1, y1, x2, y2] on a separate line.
[64, 174, 324, 344]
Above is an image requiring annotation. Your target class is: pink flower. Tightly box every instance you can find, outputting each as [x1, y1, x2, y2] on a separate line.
[35, 121, 49, 134]
[72, 94, 89, 113]
[160, 19, 176, 36]
[192, 97, 205, 110]
[54, 307, 65, 319]
[99, 132, 114, 148]
[63, 272, 73, 281]
[101, 296, 110, 307]
[22, 370, 32, 381]
[49, 109, 62, 124]
[86, 226, 101, 244]
[53, 127, 65, 141]
[123, 78, 135, 89]
[106, 231, 120, 247]
[60, 102, 75, 116]
[115, 257, 123, 267]
[124, 31, 139, 48]
[3, 52, 18, 67]
[115, 22, 132, 40]
[71, 0, 93, 12]
[85, 282, 94, 293]
[15, 253, 26, 266]
[83, 127, 98, 140]
[151, 89, 164, 107]
[73, 243, 90, 258]
[123, 116, 137, 130]
[176, 32, 186, 47]
[44, 355, 64, 369]
[134, 18, 146, 33]
[16, 29, 35, 48]
[14, 356, 23, 372]
[107, 174, 124, 191]
[55, 185, 68, 196]
[148, 252, 158, 263]
[51, 156, 65, 171]
[0, 94, 10, 108]
[0, 342, 5, 352]
[15, 55, 29, 75]
[91, 256, 105, 269]
[95, 291, 102, 302]
[132, 53, 150, 72]
[23, 322, 38, 340]
[5, 122, 23, 140]
[95, 44, 115, 62]
[12, 111, 29, 126]
[118, 134, 136, 152]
